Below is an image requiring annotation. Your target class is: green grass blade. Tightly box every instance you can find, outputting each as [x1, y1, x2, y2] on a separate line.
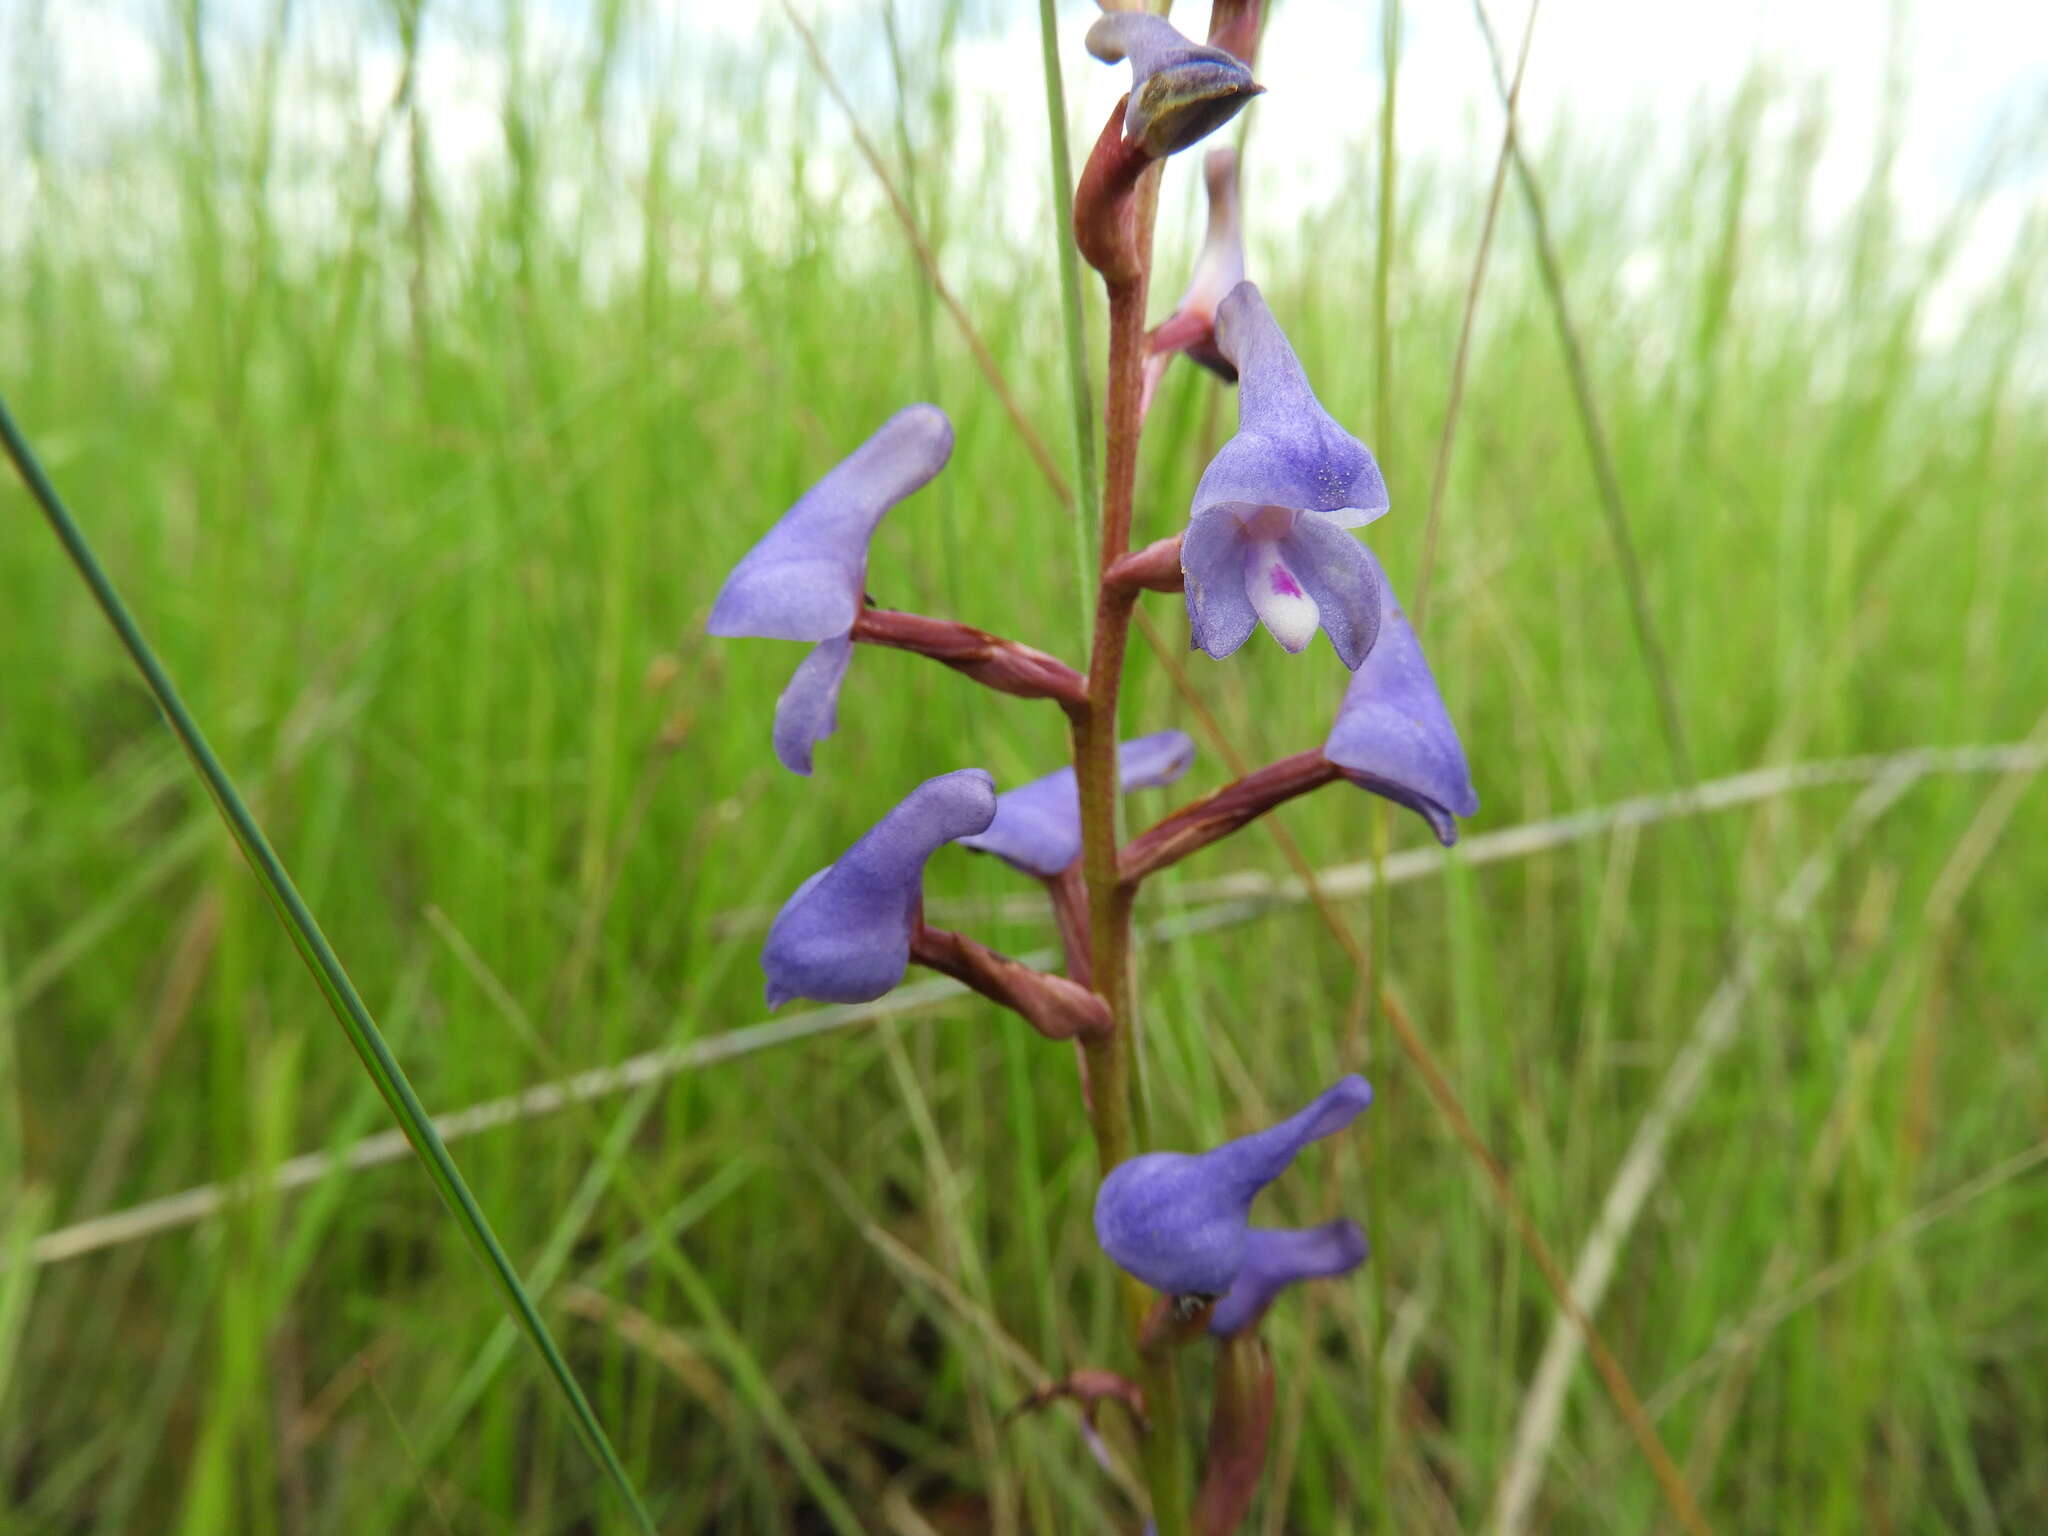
[1036, 0, 1100, 640]
[0, 394, 657, 1535]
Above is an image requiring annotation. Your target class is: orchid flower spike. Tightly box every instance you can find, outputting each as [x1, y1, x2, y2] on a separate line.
[1207, 1221, 1369, 1337]
[1181, 283, 1389, 669]
[959, 730, 1196, 878]
[1085, 12, 1262, 158]
[762, 769, 995, 1008]
[707, 405, 953, 775]
[1094, 1076, 1372, 1297]
[1322, 552, 1478, 846]
[1141, 148, 1246, 418]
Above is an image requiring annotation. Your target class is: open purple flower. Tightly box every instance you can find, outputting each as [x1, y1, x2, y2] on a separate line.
[1094, 1076, 1372, 1297]
[762, 769, 995, 1008]
[1207, 1221, 1369, 1337]
[1323, 552, 1478, 846]
[1142, 147, 1245, 417]
[1181, 282, 1388, 669]
[958, 730, 1196, 878]
[707, 404, 954, 775]
[1085, 13, 1262, 159]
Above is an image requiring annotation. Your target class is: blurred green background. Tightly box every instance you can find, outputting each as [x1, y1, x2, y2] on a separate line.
[3, 0, 2045, 1530]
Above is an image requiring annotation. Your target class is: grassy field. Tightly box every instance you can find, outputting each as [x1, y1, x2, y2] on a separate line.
[3, 2, 2046, 1531]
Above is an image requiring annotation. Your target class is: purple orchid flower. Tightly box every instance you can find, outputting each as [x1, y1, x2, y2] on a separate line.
[1181, 282, 1388, 669]
[1207, 1220, 1370, 1337]
[707, 404, 954, 775]
[1323, 551, 1478, 846]
[1142, 148, 1246, 418]
[958, 730, 1196, 878]
[1093, 1076, 1372, 1297]
[762, 769, 995, 1008]
[1085, 13, 1262, 159]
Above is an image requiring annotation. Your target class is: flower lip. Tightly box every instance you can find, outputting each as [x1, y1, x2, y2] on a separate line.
[1207, 1221, 1370, 1337]
[761, 768, 996, 1008]
[1092, 1076, 1373, 1297]
[1322, 552, 1478, 845]
[1085, 13, 1262, 158]
[959, 731, 1196, 878]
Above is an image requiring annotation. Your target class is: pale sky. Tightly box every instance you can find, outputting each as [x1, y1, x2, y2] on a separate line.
[8, 0, 2045, 341]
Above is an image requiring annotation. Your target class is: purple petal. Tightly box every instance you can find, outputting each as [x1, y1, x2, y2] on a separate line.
[1181, 505, 1260, 660]
[770, 635, 853, 777]
[761, 769, 996, 1007]
[1194, 284, 1388, 530]
[1093, 1076, 1372, 1297]
[959, 732, 1196, 878]
[1278, 516, 1382, 670]
[1208, 1221, 1370, 1337]
[1323, 553, 1479, 845]
[708, 404, 953, 643]
[1085, 14, 1260, 157]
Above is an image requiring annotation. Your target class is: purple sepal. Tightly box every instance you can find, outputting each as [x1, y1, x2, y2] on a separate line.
[1207, 1221, 1370, 1337]
[958, 731, 1196, 878]
[1199, 283, 1388, 530]
[1323, 553, 1478, 846]
[708, 405, 952, 774]
[761, 769, 996, 1008]
[708, 404, 952, 643]
[1180, 283, 1389, 668]
[1093, 1076, 1373, 1297]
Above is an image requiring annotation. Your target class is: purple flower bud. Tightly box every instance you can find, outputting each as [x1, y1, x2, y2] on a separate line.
[1093, 1076, 1372, 1297]
[708, 404, 954, 775]
[958, 730, 1196, 878]
[1085, 13, 1262, 158]
[1207, 1220, 1370, 1337]
[1323, 552, 1478, 846]
[1142, 148, 1246, 415]
[1181, 283, 1388, 669]
[762, 769, 996, 1008]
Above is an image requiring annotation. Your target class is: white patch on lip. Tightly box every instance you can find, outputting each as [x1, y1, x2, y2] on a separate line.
[1244, 540, 1320, 652]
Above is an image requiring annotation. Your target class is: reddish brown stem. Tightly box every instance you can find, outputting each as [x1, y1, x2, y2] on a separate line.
[1192, 1335, 1276, 1536]
[1105, 534, 1186, 596]
[909, 924, 1112, 1043]
[1119, 751, 1342, 885]
[1205, 0, 1266, 67]
[1007, 1368, 1150, 1436]
[852, 607, 1087, 717]
[1073, 97, 1152, 285]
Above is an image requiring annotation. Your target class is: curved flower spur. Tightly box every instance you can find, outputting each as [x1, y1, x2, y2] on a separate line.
[1181, 282, 1390, 668]
[1093, 1076, 1373, 1301]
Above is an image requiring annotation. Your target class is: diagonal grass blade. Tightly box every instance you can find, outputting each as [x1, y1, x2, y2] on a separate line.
[0, 393, 657, 1534]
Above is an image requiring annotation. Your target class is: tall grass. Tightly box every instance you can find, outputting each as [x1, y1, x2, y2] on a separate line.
[3, 2, 2045, 1530]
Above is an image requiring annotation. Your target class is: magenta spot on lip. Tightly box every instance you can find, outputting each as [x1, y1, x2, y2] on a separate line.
[1268, 563, 1305, 599]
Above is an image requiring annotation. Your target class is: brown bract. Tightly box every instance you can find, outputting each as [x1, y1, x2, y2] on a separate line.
[909, 924, 1113, 1043]
[852, 606, 1088, 717]
[1120, 751, 1342, 884]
